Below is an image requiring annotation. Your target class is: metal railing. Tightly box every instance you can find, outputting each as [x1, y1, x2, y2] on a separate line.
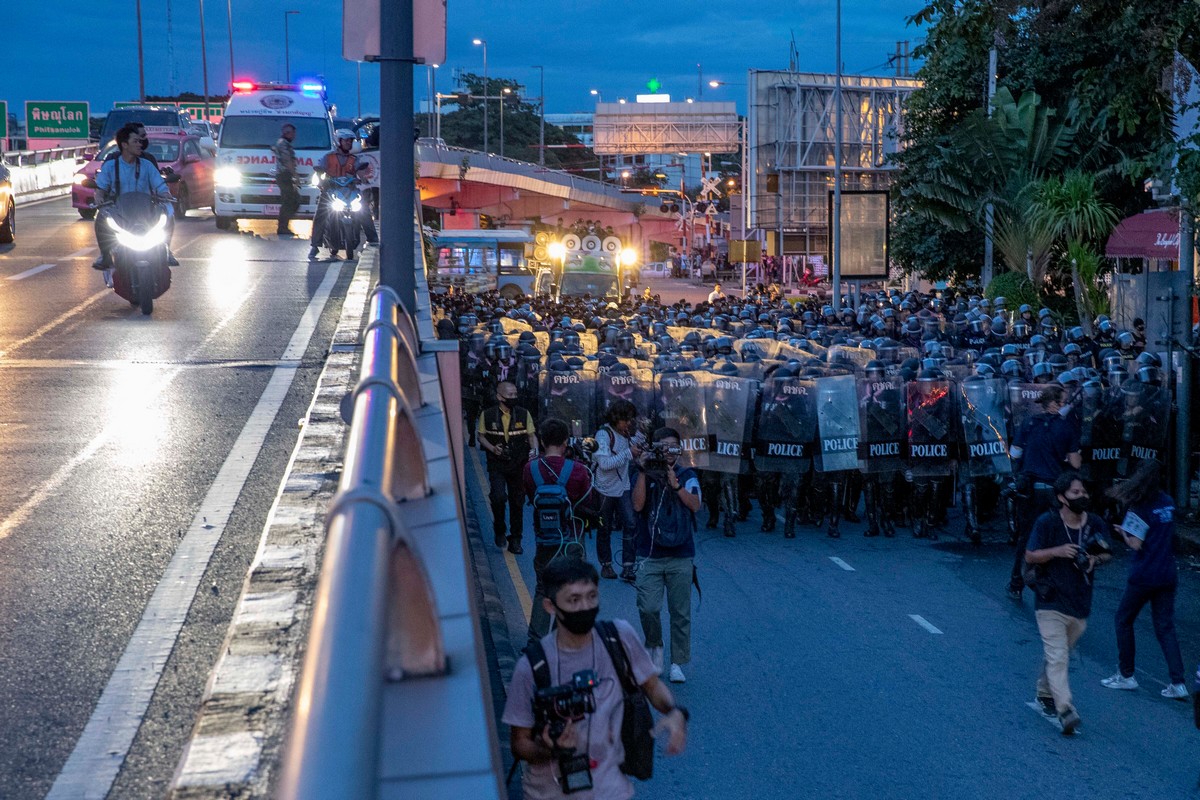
[2, 144, 96, 166]
[276, 282, 446, 800]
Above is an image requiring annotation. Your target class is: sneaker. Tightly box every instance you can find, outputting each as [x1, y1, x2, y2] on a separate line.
[619, 567, 636, 584]
[1161, 683, 1190, 700]
[277, 230, 293, 238]
[308, 247, 319, 260]
[1006, 584, 1023, 601]
[1037, 696, 1057, 719]
[1101, 672, 1139, 691]
[648, 646, 664, 673]
[506, 538, 523, 556]
[1058, 707, 1081, 736]
[601, 563, 618, 580]
[493, 530, 507, 548]
[669, 663, 686, 683]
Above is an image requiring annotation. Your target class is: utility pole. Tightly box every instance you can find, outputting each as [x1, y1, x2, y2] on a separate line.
[533, 65, 545, 166]
[136, 0, 146, 101]
[226, 0, 235, 83]
[1178, 200, 1195, 510]
[198, 0, 210, 119]
[981, 41, 998, 286]
[831, 0, 843, 310]
[378, 0, 417, 311]
[697, 63, 703, 99]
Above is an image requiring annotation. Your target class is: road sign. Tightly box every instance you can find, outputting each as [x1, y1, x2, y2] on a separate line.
[25, 101, 89, 139]
[699, 175, 722, 200]
[0, 102, 7, 139]
[178, 103, 224, 125]
[729, 240, 761, 263]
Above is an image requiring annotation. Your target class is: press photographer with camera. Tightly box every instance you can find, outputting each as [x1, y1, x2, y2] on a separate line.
[479, 381, 538, 554]
[632, 428, 702, 684]
[503, 557, 689, 799]
[1024, 470, 1112, 735]
[593, 400, 642, 583]
[523, 417, 599, 644]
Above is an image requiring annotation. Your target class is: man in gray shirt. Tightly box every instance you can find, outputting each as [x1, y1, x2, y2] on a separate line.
[592, 400, 641, 582]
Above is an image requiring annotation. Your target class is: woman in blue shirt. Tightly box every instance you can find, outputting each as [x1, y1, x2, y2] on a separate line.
[1102, 459, 1189, 700]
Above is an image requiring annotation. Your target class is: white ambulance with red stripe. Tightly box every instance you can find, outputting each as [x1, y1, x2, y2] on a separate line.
[212, 80, 333, 230]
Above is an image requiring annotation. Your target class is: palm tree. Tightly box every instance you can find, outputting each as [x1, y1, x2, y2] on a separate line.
[1030, 170, 1120, 333]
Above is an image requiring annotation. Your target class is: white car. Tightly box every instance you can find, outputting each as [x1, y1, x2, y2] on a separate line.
[641, 261, 669, 278]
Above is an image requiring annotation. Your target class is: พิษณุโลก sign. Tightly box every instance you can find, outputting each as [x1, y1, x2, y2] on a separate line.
[25, 102, 89, 139]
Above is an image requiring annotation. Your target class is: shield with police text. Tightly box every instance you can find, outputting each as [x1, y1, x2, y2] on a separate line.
[1006, 382, 1044, 437]
[1120, 383, 1169, 476]
[540, 366, 597, 441]
[599, 366, 655, 427]
[856, 375, 907, 474]
[1080, 383, 1122, 483]
[815, 375, 861, 472]
[906, 378, 956, 477]
[703, 372, 757, 474]
[958, 378, 1011, 478]
[753, 376, 817, 473]
[657, 371, 709, 469]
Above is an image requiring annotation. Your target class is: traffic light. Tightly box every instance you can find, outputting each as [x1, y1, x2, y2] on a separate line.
[455, 92, 472, 107]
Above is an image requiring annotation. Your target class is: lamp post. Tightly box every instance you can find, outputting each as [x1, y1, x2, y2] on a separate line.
[473, 38, 488, 152]
[590, 90, 602, 180]
[532, 65, 545, 166]
[500, 86, 511, 158]
[136, 0, 146, 101]
[832, 0, 843, 309]
[284, 10, 300, 82]
[226, 0, 235, 84]
[198, 0, 211, 119]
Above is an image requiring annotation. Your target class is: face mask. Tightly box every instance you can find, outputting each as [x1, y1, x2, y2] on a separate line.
[1064, 495, 1090, 514]
[555, 603, 599, 636]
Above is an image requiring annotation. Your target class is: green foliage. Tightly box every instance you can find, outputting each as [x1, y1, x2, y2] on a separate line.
[984, 270, 1039, 309]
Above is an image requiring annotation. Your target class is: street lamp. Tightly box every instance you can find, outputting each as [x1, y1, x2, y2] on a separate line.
[198, 0, 211, 119]
[136, 0, 146, 100]
[500, 87, 512, 158]
[473, 38, 488, 152]
[590, 89, 602, 102]
[225, 0, 235, 84]
[284, 10, 299, 82]
[532, 65, 545, 166]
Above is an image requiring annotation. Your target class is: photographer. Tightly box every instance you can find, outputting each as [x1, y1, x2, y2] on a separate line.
[593, 400, 641, 583]
[1024, 470, 1112, 735]
[503, 557, 689, 799]
[478, 381, 538, 554]
[523, 418, 599, 644]
[632, 428, 702, 684]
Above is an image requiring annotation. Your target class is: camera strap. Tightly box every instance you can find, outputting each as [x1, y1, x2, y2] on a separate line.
[525, 639, 552, 691]
[596, 621, 636, 695]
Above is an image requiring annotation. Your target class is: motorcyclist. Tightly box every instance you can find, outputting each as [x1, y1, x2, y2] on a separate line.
[308, 129, 377, 261]
[91, 123, 174, 288]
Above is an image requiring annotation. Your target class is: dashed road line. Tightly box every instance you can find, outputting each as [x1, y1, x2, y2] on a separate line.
[909, 614, 943, 635]
[468, 447, 533, 620]
[67, 247, 96, 259]
[7, 263, 56, 280]
[829, 556, 855, 571]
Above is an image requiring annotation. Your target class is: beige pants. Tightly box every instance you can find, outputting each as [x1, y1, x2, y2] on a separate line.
[1035, 609, 1088, 713]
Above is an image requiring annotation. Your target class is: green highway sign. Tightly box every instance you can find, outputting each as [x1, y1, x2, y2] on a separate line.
[25, 101, 89, 139]
[0, 102, 7, 139]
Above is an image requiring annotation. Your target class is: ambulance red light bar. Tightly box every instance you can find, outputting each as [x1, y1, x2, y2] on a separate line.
[232, 80, 256, 92]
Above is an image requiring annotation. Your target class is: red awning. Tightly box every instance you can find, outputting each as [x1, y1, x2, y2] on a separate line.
[1105, 208, 1181, 260]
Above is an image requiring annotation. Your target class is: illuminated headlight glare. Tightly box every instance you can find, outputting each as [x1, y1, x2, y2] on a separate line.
[214, 166, 242, 187]
[310, 172, 321, 187]
[350, 198, 362, 212]
[331, 198, 347, 212]
[73, 174, 88, 185]
[111, 214, 169, 251]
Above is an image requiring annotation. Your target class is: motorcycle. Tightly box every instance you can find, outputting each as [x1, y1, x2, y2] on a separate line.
[83, 171, 180, 315]
[311, 170, 364, 258]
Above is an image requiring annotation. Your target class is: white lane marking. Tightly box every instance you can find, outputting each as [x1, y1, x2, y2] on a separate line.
[7, 263, 56, 281]
[829, 556, 855, 571]
[909, 614, 943, 635]
[67, 247, 96, 259]
[0, 290, 110, 359]
[45, 263, 342, 800]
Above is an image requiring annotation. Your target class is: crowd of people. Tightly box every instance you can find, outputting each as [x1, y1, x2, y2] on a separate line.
[433, 281, 1191, 795]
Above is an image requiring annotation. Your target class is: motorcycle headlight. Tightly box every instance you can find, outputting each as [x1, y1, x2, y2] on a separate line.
[331, 198, 347, 212]
[310, 172, 322, 187]
[350, 198, 362, 212]
[214, 166, 242, 187]
[112, 213, 169, 251]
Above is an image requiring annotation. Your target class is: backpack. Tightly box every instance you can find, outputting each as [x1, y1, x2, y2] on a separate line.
[531, 459, 575, 546]
[523, 622, 654, 781]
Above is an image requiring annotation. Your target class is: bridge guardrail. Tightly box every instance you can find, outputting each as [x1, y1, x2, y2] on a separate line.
[4, 145, 96, 200]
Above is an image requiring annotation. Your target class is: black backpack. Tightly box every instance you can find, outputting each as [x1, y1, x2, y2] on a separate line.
[530, 458, 574, 546]
[524, 622, 654, 780]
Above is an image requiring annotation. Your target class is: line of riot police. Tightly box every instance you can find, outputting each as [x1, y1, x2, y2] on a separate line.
[438, 287, 1169, 543]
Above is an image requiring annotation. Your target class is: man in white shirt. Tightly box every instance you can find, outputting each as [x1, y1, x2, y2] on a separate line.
[593, 400, 641, 582]
[707, 283, 726, 304]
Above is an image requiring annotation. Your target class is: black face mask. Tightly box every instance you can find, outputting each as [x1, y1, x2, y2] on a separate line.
[1064, 495, 1090, 514]
[554, 603, 599, 636]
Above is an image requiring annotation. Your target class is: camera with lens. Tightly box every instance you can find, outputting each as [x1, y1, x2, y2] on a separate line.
[532, 669, 599, 794]
[1072, 537, 1109, 571]
[566, 436, 598, 466]
[642, 441, 683, 481]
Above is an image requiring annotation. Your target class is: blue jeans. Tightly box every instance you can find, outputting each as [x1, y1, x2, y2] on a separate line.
[1115, 581, 1185, 684]
[597, 492, 636, 569]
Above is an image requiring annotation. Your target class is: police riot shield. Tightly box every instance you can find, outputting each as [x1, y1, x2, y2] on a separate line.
[1007, 382, 1044, 437]
[599, 366, 655, 426]
[815, 374, 861, 473]
[656, 370, 710, 469]
[513, 354, 543, 422]
[753, 376, 817, 473]
[1120, 383, 1170, 476]
[1080, 383, 1122, 483]
[828, 344, 876, 371]
[540, 365, 597, 441]
[856, 374, 907, 474]
[958, 378, 1011, 479]
[702, 373, 757, 474]
[906, 378, 956, 477]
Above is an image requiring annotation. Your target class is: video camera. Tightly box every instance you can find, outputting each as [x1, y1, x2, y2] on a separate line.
[642, 441, 683, 481]
[532, 669, 599, 794]
[565, 436, 598, 466]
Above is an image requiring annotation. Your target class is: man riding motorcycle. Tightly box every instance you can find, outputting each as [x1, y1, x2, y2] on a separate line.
[308, 129, 378, 261]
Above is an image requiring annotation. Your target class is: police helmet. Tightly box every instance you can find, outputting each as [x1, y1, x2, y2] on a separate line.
[864, 360, 887, 380]
[1029, 334, 1048, 350]
[1018, 304, 1033, 316]
[1136, 365, 1161, 385]
[1136, 351, 1161, 368]
[993, 296, 1007, 310]
[1115, 331, 1135, 349]
[1057, 370, 1080, 385]
[992, 317, 1008, 335]
[1031, 361, 1055, 382]
[1097, 319, 1115, 336]
[975, 363, 997, 377]
[1001, 360, 1024, 379]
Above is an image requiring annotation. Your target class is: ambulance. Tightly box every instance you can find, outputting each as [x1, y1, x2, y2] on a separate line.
[212, 80, 334, 230]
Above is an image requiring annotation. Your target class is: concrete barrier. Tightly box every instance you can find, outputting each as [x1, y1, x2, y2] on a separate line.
[4, 147, 95, 203]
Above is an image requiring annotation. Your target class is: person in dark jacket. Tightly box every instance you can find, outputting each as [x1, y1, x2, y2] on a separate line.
[1101, 459, 1189, 700]
[478, 381, 537, 554]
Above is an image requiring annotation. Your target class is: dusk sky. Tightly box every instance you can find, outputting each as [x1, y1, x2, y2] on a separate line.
[2, 0, 924, 119]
